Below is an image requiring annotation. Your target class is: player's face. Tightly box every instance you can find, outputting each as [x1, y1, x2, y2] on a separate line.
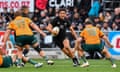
[24, 8, 29, 14]
[58, 11, 66, 19]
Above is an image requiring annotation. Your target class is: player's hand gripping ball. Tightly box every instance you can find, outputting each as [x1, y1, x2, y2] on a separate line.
[52, 26, 60, 36]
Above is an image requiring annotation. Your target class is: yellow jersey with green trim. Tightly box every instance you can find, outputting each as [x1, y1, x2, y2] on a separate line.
[8, 16, 33, 36]
[80, 25, 104, 44]
[0, 55, 3, 66]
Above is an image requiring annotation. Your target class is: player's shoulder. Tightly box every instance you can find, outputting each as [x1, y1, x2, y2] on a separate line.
[9, 20, 14, 25]
[23, 17, 31, 20]
[81, 28, 86, 32]
[94, 27, 100, 30]
[92, 26, 99, 30]
[51, 17, 59, 24]
[53, 17, 59, 21]
[23, 17, 32, 22]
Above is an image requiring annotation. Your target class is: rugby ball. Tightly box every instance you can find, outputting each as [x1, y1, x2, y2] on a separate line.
[52, 26, 60, 36]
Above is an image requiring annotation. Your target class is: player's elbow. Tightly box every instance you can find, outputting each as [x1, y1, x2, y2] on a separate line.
[102, 35, 108, 40]
[76, 37, 82, 43]
[69, 26, 74, 31]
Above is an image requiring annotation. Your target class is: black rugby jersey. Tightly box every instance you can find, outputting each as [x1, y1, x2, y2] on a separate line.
[51, 17, 71, 38]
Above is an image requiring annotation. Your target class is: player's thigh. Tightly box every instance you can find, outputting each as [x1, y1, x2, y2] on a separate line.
[28, 36, 39, 47]
[81, 44, 95, 52]
[63, 38, 70, 48]
[15, 36, 25, 47]
[53, 37, 65, 49]
[97, 41, 105, 52]
[2, 56, 13, 68]
[82, 43, 104, 52]
[81, 43, 88, 51]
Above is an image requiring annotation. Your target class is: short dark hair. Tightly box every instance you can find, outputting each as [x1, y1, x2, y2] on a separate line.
[58, 8, 66, 13]
[14, 11, 22, 17]
[21, 5, 28, 11]
[84, 18, 93, 25]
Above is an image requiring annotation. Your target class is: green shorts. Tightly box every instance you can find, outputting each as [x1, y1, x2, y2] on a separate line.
[1, 56, 13, 68]
[81, 42, 104, 52]
[16, 35, 37, 47]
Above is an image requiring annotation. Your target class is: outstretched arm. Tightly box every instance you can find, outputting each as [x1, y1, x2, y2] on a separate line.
[45, 23, 53, 33]
[3, 29, 11, 43]
[102, 35, 113, 48]
[30, 23, 46, 37]
[69, 26, 78, 40]
[1, 29, 12, 55]
[3, 29, 11, 47]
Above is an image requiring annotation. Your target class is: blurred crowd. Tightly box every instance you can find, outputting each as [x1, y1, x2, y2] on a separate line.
[0, 0, 120, 33]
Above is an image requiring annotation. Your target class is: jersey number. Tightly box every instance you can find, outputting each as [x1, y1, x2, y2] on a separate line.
[86, 28, 97, 36]
[15, 19, 25, 29]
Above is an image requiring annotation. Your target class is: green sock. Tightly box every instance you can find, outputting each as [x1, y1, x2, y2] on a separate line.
[43, 56, 49, 61]
[28, 59, 37, 65]
[17, 58, 22, 64]
[107, 57, 115, 65]
[14, 61, 18, 65]
[81, 55, 87, 63]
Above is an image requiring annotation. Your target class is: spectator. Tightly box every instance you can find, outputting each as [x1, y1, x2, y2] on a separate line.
[32, 9, 40, 26]
[93, 17, 103, 26]
[104, 11, 112, 22]
[114, 16, 120, 30]
[47, 8, 55, 18]
[64, 9, 72, 21]
[78, 24, 84, 31]
[111, 7, 120, 24]
[9, 9, 14, 20]
[99, 12, 104, 21]
[71, 12, 83, 30]
[32, 16, 40, 26]
[79, 0, 91, 13]
[79, 9, 88, 22]
[0, 15, 6, 30]
[71, 7, 79, 16]
[101, 22, 112, 35]
[111, 22, 118, 31]
[33, 9, 40, 18]
[96, 23, 102, 30]
[39, 11, 48, 29]
[55, 8, 60, 17]
[1, 7, 10, 23]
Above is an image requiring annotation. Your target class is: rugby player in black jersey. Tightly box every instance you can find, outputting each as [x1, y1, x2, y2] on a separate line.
[46, 8, 79, 66]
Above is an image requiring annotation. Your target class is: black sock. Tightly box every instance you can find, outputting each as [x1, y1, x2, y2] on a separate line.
[34, 46, 42, 53]
[23, 49, 29, 56]
[72, 58, 76, 64]
[72, 57, 77, 64]
[74, 57, 80, 65]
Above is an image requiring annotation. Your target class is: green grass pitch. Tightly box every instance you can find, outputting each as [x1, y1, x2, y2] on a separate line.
[0, 59, 120, 72]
